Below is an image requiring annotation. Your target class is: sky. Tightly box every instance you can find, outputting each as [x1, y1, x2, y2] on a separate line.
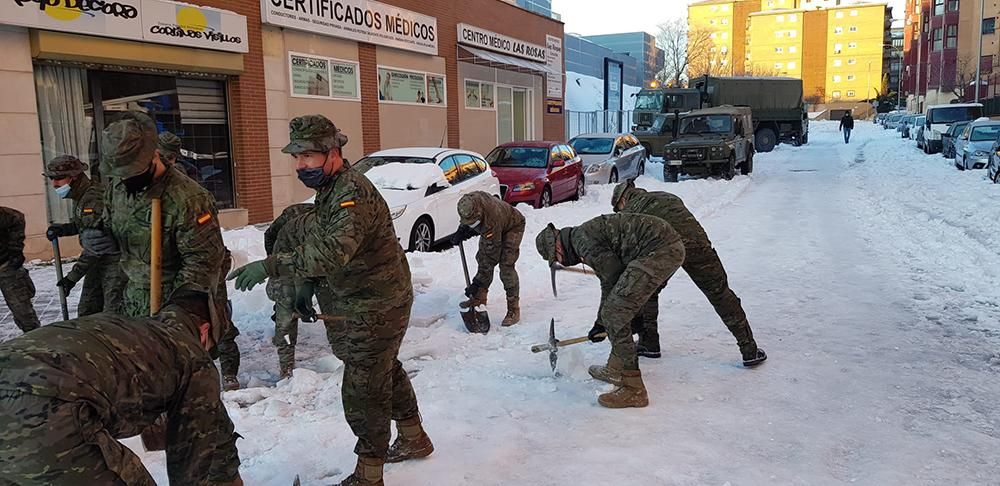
[551, 0, 907, 38]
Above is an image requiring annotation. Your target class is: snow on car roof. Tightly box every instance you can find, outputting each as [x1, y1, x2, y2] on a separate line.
[367, 147, 481, 160]
[365, 162, 449, 190]
[572, 133, 628, 138]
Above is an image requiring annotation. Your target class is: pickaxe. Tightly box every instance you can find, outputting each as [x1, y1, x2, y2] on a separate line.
[530, 318, 606, 373]
[549, 263, 595, 298]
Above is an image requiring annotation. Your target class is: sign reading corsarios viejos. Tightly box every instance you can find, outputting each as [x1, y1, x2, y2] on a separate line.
[0, 0, 248, 53]
[458, 23, 546, 63]
[261, 0, 437, 56]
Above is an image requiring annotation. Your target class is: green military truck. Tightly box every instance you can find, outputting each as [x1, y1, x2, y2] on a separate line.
[662, 106, 754, 182]
[633, 76, 808, 153]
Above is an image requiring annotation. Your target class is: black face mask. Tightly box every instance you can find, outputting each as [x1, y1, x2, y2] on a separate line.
[124, 164, 155, 195]
[296, 167, 332, 189]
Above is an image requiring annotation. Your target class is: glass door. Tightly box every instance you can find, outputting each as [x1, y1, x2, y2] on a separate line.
[496, 86, 513, 145]
[513, 89, 527, 141]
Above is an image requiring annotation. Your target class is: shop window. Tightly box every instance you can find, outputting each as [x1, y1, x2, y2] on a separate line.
[464, 80, 495, 110]
[288, 52, 360, 101]
[378, 66, 446, 106]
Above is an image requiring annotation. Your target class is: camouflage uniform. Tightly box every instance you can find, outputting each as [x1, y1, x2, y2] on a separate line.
[45, 156, 125, 317]
[0, 303, 242, 485]
[613, 183, 760, 360]
[101, 112, 240, 382]
[0, 207, 40, 334]
[457, 191, 525, 326]
[159, 131, 199, 180]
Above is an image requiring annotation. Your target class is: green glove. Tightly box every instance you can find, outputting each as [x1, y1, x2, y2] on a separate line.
[227, 260, 269, 291]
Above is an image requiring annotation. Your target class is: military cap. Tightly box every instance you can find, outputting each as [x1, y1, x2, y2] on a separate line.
[282, 114, 349, 154]
[102, 111, 158, 179]
[457, 194, 483, 226]
[44, 155, 88, 179]
[610, 179, 637, 211]
[157, 132, 182, 160]
[535, 223, 558, 263]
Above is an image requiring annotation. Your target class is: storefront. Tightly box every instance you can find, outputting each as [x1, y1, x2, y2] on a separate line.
[260, 0, 565, 214]
[0, 0, 263, 259]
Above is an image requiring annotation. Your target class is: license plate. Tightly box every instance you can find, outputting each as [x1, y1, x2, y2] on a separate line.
[668, 160, 683, 166]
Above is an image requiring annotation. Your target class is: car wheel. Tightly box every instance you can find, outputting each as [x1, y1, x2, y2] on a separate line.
[740, 152, 753, 175]
[958, 157, 966, 171]
[638, 158, 646, 175]
[609, 168, 619, 184]
[754, 128, 777, 153]
[664, 167, 679, 183]
[408, 217, 434, 252]
[723, 155, 736, 181]
[537, 187, 552, 208]
[573, 177, 585, 200]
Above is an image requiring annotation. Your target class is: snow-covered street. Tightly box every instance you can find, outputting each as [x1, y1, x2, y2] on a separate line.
[4, 121, 1000, 484]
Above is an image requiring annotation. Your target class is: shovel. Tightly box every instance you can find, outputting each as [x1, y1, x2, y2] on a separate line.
[458, 241, 490, 334]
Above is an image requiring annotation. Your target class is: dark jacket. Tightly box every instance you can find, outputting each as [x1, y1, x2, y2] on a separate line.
[840, 114, 855, 130]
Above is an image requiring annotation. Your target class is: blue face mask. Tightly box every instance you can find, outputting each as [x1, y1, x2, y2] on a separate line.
[296, 167, 332, 188]
[54, 183, 72, 199]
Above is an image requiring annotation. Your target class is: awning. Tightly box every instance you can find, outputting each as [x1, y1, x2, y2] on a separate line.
[458, 45, 561, 76]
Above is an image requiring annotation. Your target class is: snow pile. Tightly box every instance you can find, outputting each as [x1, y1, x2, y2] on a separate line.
[565, 71, 641, 112]
[365, 163, 448, 191]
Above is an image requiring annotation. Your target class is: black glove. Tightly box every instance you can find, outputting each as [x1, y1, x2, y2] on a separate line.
[80, 228, 118, 255]
[56, 277, 76, 293]
[450, 225, 478, 245]
[46, 223, 74, 241]
[588, 322, 607, 343]
[6, 255, 25, 270]
[294, 279, 317, 323]
[464, 279, 483, 298]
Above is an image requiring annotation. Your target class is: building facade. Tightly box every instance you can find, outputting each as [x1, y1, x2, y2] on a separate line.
[903, 0, 961, 111]
[581, 32, 665, 86]
[565, 35, 640, 89]
[688, 0, 755, 76]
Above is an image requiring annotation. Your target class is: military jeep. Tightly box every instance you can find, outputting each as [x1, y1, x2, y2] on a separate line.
[632, 113, 680, 158]
[662, 106, 754, 182]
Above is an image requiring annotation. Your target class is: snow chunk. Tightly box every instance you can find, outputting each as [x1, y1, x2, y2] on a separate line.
[365, 162, 448, 191]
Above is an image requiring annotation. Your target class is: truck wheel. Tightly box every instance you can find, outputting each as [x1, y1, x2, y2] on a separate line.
[740, 152, 753, 175]
[664, 167, 679, 183]
[801, 133, 809, 145]
[724, 156, 736, 181]
[755, 128, 777, 153]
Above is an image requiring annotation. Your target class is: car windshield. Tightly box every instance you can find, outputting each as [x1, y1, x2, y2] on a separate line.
[950, 122, 969, 135]
[970, 126, 1000, 142]
[634, 91, 664, 110]
[679, 115, 732, 135]
[485, 147, 549, 168]
[569, 137, 614, 155]
[929, 106, 983, 124]
[354, 156, 434, 173]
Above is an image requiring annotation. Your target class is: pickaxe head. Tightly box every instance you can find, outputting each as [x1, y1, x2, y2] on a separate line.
[550, 263, 558, 298]
[548, 318, 558, 372]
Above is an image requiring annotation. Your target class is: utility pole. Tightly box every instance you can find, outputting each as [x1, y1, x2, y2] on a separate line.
[975, 0, 985, 103]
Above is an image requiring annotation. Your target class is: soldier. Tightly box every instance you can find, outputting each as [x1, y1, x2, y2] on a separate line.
[98, 111, 242, 391]
[535, 213, 686, 409]
[44, 155, 125, 317]
[611, 181, 766, 367]
[0, 206, 40, 334]
[228, 115, 431, 486]
[0, 291, 243, 485]
[450, 191, 525, 326]
[158, 131, 199, 180]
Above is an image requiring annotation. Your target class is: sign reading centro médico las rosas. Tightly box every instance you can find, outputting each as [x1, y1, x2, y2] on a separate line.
[1, 0, 248, 53]
[261, 0, 437, 56]
[457, 23, 547, 63]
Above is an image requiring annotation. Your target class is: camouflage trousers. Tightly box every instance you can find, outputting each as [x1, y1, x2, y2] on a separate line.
[76, 257, 126, 317]
[476, 221, 525, 300]
[329, 297, 421, 459]
[633, 244, 755, 351]
[0, 267, 40, 334]
[599, 239, 685, 371]
[266, 277, 336, 372]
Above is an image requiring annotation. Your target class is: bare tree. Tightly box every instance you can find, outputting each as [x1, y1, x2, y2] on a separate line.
[656, 18, 716, 87]
[949, 56, 981, 100]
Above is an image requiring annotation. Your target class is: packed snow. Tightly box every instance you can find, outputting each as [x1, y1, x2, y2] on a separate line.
[365, 162, 449, 191]
[4, 121, 1000, 484]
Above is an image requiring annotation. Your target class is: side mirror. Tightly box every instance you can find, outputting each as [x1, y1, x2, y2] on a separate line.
[551, 158, 565, 168]
[425, 183, 446, 197]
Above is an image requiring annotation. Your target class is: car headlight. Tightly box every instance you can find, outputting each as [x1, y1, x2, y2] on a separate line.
[512, 182, 536, 192]
[585, 163, 606, 174]
[389, 205, 406, 220]
[974, 150, 990, 157]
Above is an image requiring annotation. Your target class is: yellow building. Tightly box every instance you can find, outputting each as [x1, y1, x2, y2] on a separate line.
[823, 3, 889, 101]
[760, 0, 800, 12]
[747, 9, 805, 77]
[688, 0, 755, 76]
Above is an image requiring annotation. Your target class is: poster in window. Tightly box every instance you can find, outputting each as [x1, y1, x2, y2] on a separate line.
[379, 67, 427, 103]
[426, 75, 446, 105]
[290, 54, 331, 97]
[328, 60, 360, 99]
[480, 83, 495, 109]
[465, 80, 481, 108]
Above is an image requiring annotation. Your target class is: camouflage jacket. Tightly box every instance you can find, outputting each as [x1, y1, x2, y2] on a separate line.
[0, 206, 25, 266]
[568, 213, 681, 304]
[265, 167, 412, 310]
[65, 178, 116, 282]
[464, 191, 524, 283]
[621, 187, 711, 250]
[264, 203, 316, 256]
[105, 167, 224, 298]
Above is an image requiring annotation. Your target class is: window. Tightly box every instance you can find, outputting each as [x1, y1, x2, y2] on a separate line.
[833, 75, 842, 83]
[833, 59, 843, 67]
[848, 42, 857, 48]
[835, 26, 844, 34]
[378, 67, 446, 106]
[789, 46, 797, 53]
[948, 0, 958, 11]
[721, 59, 729, 65]
[850, 10, 859, 17]
[710, 32, 717, 39]
[775, 62, 784, 69]
[934, 0, 944, 15]
[847, 74, 855, 81]
[789, 30, 797, 38]
[848, 58, 857, 65]
[849, 26, 858, 32]
[776, 15, 784, 22]
[932, 28, 943, 51]
[832, 90, 842, 98]
[834, 43, 843, 54]
[710, 19, 716, 25]
[775, 47, 784, 53]
[775, 31, 784, 37]
[835, 11, 844, 19]
[452, 154, 480, 184]
[721, 45, 729, 53]
[711, 5, 718, 11]
[721, 4, 729, 11]
[721, 18, 729, 25]
[559, 145, 575, 162]
[438, 156, 462, 184]
[946, 24, 958, 49]
[788, 61, 797, 69]
[789, 14, 797, 22]
[847, 90, 856, 97]
[985, 17, 997, 35]
[722, 32, 729, 39]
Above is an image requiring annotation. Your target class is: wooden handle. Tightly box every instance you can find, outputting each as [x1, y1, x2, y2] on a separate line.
[554, 264, 594, 276]
[530, 333, 606, 353]
[150, 198, 162, 316]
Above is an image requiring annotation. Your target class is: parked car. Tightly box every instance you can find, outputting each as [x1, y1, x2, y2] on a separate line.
[923, 103, 984, 153]
[941, 121, 970, 159]
[569, 132, 646, 185]
[957, 121, 1000, 170]
[986, 142, 1000, 182]
[899, 115, 916, 139]
[914, 115, 927, 150]
[952, 118, 993, 167]
[485, 141, 585, 208]
[886, 112, 905, 130]
[662, 105, 754, 182]
[355, 148, 501, 252]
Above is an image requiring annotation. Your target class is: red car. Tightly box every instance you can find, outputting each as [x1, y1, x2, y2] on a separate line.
[485, 141, 586, 208]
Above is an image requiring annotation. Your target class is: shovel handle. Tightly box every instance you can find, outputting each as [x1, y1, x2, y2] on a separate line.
[458, 241, 472, 287]
[530, 333, 606, 353]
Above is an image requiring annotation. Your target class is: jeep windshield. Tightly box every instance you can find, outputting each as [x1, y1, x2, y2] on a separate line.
[679, 115, 732, 135]
[485, 147, 549, 168]
[634, 92, 663, 111]
[650, 114, 675, 133]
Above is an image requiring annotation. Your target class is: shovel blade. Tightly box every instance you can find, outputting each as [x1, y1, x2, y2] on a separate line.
[461, 308, 491, 334]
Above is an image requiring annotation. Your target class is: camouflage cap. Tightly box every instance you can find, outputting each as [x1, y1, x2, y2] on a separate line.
[534, 223, 558, 263]
[44, 155, 88, 179]
[457, 194, 483, 226]
[157, 131, 182, 160]
[610, 180, 637, 211]
[282, 114, 349, 154]
[102, 111, 157, 179]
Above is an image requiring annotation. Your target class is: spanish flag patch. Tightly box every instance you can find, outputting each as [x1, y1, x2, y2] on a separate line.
[82, 208, 94, 214]
[197, 213, 213, 225]
[340, 201, 356, 208]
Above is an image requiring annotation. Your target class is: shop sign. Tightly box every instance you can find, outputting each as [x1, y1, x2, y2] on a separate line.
[0, 0, 248, 53]
[289, 52, 360, 100]
[545, 34, 562, 99]
[546, 98, 563, 115]
[457, 23, 546, 63]
[261, 0, 437, 56]
[378, 66, 446, 106]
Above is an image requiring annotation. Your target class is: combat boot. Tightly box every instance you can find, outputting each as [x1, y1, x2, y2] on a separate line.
[386, 415, 434, 463]
[598, 370, 649, 409]
[279, 362, 294, 380]
[588, 355, 624, 386]
[336, 456, 384, 486]
[459, 288, 488, 309]
[223, 375, 240, 391]
[635, 333, 661, 359]
[741, 341, 767, 367]
[501, 296, 520, 327]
